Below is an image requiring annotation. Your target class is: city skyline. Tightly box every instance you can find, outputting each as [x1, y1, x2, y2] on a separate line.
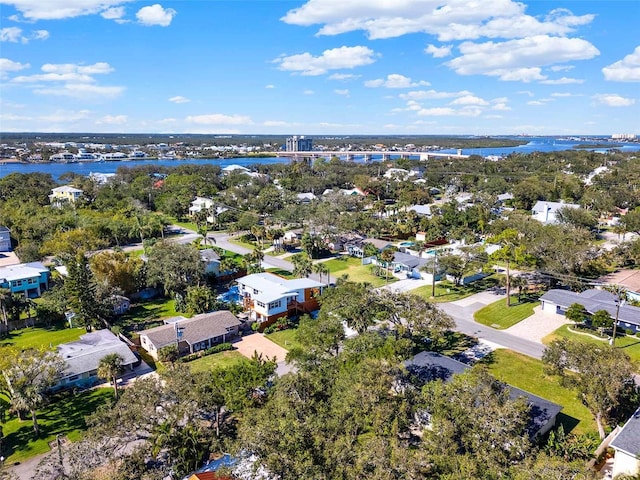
[0, 0, 638, 135]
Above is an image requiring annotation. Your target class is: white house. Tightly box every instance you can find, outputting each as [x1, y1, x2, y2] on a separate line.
[236, 273, 325, 328]
[531, 200, 579, 224]
[610, 406, 640, 477]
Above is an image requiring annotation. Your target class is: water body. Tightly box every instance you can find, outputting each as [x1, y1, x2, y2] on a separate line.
[1, 137, 638, 180]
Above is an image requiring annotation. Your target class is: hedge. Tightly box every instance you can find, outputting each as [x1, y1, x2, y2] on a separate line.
[178, 342, 234, 363]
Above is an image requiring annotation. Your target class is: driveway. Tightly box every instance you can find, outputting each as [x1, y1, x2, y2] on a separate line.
[233, 333, 288, 363]
[505, 305, 570, 343]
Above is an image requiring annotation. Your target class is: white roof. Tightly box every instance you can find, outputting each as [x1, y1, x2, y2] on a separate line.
[532, 200, 579, 213]
[223, 164, 250, 172]
[237, 272, 325, 301]
[296, 192, 316, 201]
[52, 185, 83, 194]
[409, 204, 432, 216]
[0, 262, 48, 282]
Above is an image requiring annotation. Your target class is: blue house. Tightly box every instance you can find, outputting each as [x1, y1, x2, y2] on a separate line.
[0, 262, 50, 297]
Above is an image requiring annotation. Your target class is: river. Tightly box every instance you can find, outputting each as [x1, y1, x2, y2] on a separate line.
[1, 137, 638, 180]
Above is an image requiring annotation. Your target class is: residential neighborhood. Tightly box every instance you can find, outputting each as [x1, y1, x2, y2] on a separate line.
[0, 139, 639, 480]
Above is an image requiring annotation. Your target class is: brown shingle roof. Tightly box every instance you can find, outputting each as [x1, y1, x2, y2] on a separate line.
[140, 311, 241, 350]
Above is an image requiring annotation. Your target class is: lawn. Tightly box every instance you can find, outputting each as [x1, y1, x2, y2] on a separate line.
[474, 297, 540, 329]
[266, 328, 302, 351]
[117, 297, 184, 331]
[411, 276, 501, 303]
[543, 324, 640, 365]
[483, 350, 597, 436]
[228, 236, 260, 251]
[0, 388, 113, 464]
[0, 326, 85, 350]
[188, 350, 250, 373]
[265, 268, 295, 279]
[323, 256, 394, 287]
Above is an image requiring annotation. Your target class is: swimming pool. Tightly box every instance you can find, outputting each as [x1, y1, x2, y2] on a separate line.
[399, 241, 415, 247]
[217, 285, 241, 304]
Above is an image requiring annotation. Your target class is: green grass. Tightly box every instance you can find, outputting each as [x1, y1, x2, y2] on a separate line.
[0, 326, 85, 350]
[411, 276, 501, 303]
[117, 298, 184, 331]
[323, 256, 394, 287]
[474, 297, 540, 329]
[188, 350, 250, 373]
[171, 220, 199, 232]
[543, 324, 640, 365]
[483, 350, 597, 436]
[266, 328, 302, 351]
[0, 388, 113, 464]
[265, 268, 295, 279]
[228, 236, 260, 251]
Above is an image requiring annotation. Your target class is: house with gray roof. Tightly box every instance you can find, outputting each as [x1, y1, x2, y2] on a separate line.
[346, 238, 393, 258]
[139, 310, 242, 360]
[391, 251, 432, 279]
[540, 288, 640, 332]
[610, 407, 640, 477]
[405, 351, 563, 439]
[200, 248, 221, 275]
[0, 261, 50, 298]
[55, 329, 138, 390]
[531, 200, 579, 224]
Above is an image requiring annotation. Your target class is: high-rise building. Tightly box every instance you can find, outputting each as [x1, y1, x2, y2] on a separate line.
[286, 135, 312, 152]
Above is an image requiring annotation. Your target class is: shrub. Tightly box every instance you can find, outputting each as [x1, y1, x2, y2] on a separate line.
[625, 329, 634, 336]
[178, 342, 233, 363]
[264, 316, 293, 334]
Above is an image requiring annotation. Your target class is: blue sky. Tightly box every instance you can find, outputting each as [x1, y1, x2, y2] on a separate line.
[0, 0, 638, 135]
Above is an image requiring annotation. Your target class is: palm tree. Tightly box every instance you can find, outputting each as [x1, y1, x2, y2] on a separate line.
[292, 254, 313, 278]
[379, 248, 396, 284]
[0, 288, 11, 328]
[97, 353, 124, 400]
[313, 262, 330, 284]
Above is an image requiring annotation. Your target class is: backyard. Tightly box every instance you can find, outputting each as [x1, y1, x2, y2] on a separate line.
[323, 256, 396, 287]
[0, 326, 85, 350]
[117, 297, 183, 332]
[482, 350, 597, 436]
[0, 388, 113, 464]
[188, 350, 250, 373]
[474, 297, 540, 329]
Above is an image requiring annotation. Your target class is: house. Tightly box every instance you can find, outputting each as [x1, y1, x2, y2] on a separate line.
[383, 168, 413, 180]
[139, 311, 242, 360]
[282, 228, 303, 245]
[405, 351, 562, 439]
[540, 288, 640, 332]
[496, 192, 514, 204]
[609, 406, 640, 477]
[222, 164, 250, 175]
[598, 270, 640, 303]
[408, 204, 433, 217]
[236, 272, 326, 328]
[531, 200, 579, 224]
[49, 185, 84, 205]
[296, 192, 317, 203]
[110, 295, 131, 315]
[0, 226, 10, 252]
[189, 196, 215, 215]
[391, 251, 433, 279]
[200, 248, 221, 276]
[0, 262, 50, 297]
[346, 238, 392, 258]
[55, 329, 138, 389]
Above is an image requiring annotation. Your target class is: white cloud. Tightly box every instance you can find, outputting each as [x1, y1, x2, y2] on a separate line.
[101, 6, 125, 20]
[593, 94, 636, 107]
[417, 106, 482, 117]
[168, 95, 190, 104]
[281, 1, 595, 41]
[303, 89, 315, 95]
[96, 114, 128, 125]
[0, 58, 30, 78]
[12, 62, 115, 84]
[540, 77, 584, 85]
[425, 44, 452, 58]
[136, 4, 176, 27]
[602, 46, 640, 82]
[334, 89, 350, 96]
[447, 35, 599, 81]
[185, 114, 253, 125]
[32, 30, 49, 40]
[527, 100, 547, 106]
[33, 84, 125, 99]
[39, 110, 91, 123]
[399, 89, 472, 100]
[274, 46, 376, 76]
[364, 74, 429, 88]
[328, 73, 360, 80]
[265, 84, 275, 89]
[1, 27, 23, 42]
[450, 94, 488, 106]
[2, 0, 134, 21]
[492, 103, 511, 111]
[42, 62, 114, 75]
[517, 90, 534, 96]
[550, 65, 574, 72]
[551, 92, 576, 97]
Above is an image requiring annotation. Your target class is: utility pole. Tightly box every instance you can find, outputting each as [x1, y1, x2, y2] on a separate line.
[610, 286, 623, 347]
[431, 249, 438, 298]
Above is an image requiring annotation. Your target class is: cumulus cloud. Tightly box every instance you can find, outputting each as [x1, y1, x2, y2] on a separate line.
[274, 46, 376, 76]
[0, 58, 30, 78]
[602, 46, 640, 82]
[425, 44, 452, 58]
[185, 114, 253, 125]
[2, 0, 133, 21]
[281, 0, 595, 41]
[168, 95, 190, 103]
[33, 84, 125, 99]
[364, 74, 429, 88]
[264, 84, 275, 89]
[96, 114, 128, 125]
[334, 89, 350, 96]
[450, 94, 488, 106]
[136, 4, 176, 27]
[399, 89, 472, 100]
[540, 77, 583, 84]
[328, 73, 360, 80]
[13, 62, 114, 83]
[593, 94, 636, 107]
[101, 6, 125, 20]
[417, 106, 482, 117]
[33, 30, 49, 40]
[446, 35, 599, 81]
[1, 27, 49, 43]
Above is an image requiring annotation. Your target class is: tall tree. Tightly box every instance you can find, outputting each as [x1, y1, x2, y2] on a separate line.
[145, 241, 204, 297]
[490, 229, 529, 307]
[565, 302, 588, 327]
[543, 338, 637, 439]
[64, 251, 110, 330]
[98, 353, 124, 400]
[291, 253, 313, 279]
[0, 347, 65, 437]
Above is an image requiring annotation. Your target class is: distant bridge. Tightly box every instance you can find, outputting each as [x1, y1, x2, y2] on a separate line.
[276, 150, 469, 161]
